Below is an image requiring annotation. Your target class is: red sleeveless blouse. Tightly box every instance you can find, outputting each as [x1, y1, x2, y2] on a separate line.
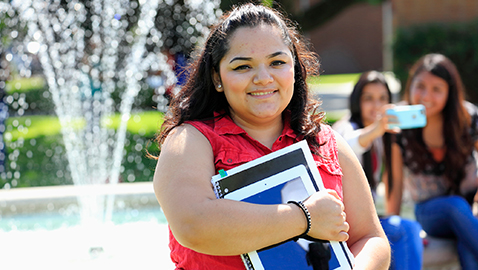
[168, 113, 343, 269]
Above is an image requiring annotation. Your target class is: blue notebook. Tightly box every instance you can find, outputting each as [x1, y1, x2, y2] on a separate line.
[211, 140, 354, 270]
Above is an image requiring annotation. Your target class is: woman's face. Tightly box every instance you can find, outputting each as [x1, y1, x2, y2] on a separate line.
[360, 82, 390, 127]
[214, 24, 295, 127]
[409, 71, 449, 118]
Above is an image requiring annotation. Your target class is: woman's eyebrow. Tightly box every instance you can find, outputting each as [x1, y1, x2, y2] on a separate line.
[229, 57, 251, 64]
[229, 51, 289, 64]
[268, 51, 287, 58]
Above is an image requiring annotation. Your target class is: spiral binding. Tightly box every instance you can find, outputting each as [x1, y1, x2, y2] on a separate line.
[241, 254, 255, 270]
[213, 180, 224, 199]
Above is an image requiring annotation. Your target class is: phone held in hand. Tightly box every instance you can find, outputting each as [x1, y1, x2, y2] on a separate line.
[386, 104, 427, 129]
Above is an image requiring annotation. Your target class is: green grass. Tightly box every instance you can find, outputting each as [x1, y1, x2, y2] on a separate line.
[106, 111, 164, 137]
[5, 110, 164, 142]
[308, 73, 361, 85]
[5, 115, 63, 142]
[6, 76, 46, 93]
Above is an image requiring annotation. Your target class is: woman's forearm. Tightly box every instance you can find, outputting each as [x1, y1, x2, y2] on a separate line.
[168, 199, 306, 255]
[349, 236, 391, 270]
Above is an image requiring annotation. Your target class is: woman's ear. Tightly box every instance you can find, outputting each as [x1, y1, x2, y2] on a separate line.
[212, 72, 223, 92]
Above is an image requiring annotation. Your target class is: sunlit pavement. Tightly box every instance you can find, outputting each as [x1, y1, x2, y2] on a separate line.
[0, 221, 174, 270]
[0, 183, 175, 270]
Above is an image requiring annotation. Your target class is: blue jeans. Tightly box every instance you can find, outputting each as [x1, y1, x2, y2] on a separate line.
[415, 195, 478, 270]
[380, 215, 423, 270]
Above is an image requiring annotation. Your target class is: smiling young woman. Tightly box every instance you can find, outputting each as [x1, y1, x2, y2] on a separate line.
[388, 54, 478, 269]
[152, 3, 391, 270]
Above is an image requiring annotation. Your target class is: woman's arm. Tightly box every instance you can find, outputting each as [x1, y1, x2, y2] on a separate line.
[333, 104, 398, 157]
[153, 124, 306, 255]
[153, 124, 348, 255]
[357, 104, 399, 149]
[385, 142, 404, 215]
[333, 120, 369, 156]
[335, 131, 391, 270]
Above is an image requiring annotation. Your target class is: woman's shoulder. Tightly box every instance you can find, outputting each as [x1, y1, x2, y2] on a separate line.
[165, 123, 209, 144]
[331, 116, 357, 135]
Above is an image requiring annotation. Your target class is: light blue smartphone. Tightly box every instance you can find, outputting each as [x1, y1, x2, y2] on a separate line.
[386, 104, 427, 129]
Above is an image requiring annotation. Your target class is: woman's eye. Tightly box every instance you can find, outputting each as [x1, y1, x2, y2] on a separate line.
[416, 83, 426, 89]
[361, 97, 372, 102]
[232, 65, 250, 71]
[433, 87, 445, 93]
[271, 60, 285, 66]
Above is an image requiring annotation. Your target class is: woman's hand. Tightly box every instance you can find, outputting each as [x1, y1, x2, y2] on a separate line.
[303, 189, 350, 242]
[358, 104, 398, 149]
[376, 104, 401, 134]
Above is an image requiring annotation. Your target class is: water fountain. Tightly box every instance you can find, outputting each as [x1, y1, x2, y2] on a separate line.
[0, 0, 220, 266]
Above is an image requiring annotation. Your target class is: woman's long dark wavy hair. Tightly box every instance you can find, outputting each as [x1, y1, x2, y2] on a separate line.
[349, 71, 393, 192]
[401, 53, 472, 194]
[155, 3, 324, 153]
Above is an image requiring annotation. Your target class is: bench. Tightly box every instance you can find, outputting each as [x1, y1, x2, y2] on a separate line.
[375, 183, 461, 269]
[422, 235, 459, 270]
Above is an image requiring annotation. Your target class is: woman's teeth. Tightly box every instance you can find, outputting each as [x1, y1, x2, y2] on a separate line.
[250, 91, 275, 96]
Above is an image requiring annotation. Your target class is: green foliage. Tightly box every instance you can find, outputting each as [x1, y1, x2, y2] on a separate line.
[261, 0, 273, 7]
[3, 136, 71, 188]
[394, 20, 478, 103]
[12, 87, 56, 115]
[1, 132, 159, 188]
[308, 73, 360, 85]
[4, 76, 158, 116]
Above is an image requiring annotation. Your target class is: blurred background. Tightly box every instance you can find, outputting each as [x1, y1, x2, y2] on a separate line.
[1, 0, 477, 189]
[0, 0, 477, 268]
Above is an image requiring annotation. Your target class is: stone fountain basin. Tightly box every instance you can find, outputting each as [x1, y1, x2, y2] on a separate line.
[0, 182, 159, 217]
[0, 182, 174, 270]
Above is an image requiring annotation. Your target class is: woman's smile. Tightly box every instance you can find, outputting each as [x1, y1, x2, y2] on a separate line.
[249, 90, 277, 97]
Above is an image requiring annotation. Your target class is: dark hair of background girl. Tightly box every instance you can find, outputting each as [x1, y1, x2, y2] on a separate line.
[349, 71, 393, 192]
[401, 53, 472, 194]
[155, 3, 324, 153]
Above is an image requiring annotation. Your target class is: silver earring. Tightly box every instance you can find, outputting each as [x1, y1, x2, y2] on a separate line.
[217, 84, 222, 89]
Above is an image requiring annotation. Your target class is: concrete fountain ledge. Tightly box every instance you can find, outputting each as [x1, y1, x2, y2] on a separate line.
[0, 182, 159, 216]
[0, 182, 175, 270]
[0, 182, 155, 201]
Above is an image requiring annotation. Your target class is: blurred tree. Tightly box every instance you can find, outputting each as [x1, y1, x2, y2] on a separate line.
[394, 21, 478, 104]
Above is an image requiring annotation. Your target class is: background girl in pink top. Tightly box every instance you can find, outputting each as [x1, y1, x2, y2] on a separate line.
[389, 54, 478, 269]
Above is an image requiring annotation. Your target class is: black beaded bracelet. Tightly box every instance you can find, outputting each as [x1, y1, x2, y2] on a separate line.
[288, 200, 311, 236]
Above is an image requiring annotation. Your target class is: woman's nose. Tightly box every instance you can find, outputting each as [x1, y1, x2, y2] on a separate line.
[420, 88, 431, 101]
[253, 65, 273, 85]
[374, 100, 384, 110]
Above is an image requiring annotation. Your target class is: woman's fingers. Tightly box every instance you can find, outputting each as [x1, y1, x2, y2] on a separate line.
[303, 190, 349, 241]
